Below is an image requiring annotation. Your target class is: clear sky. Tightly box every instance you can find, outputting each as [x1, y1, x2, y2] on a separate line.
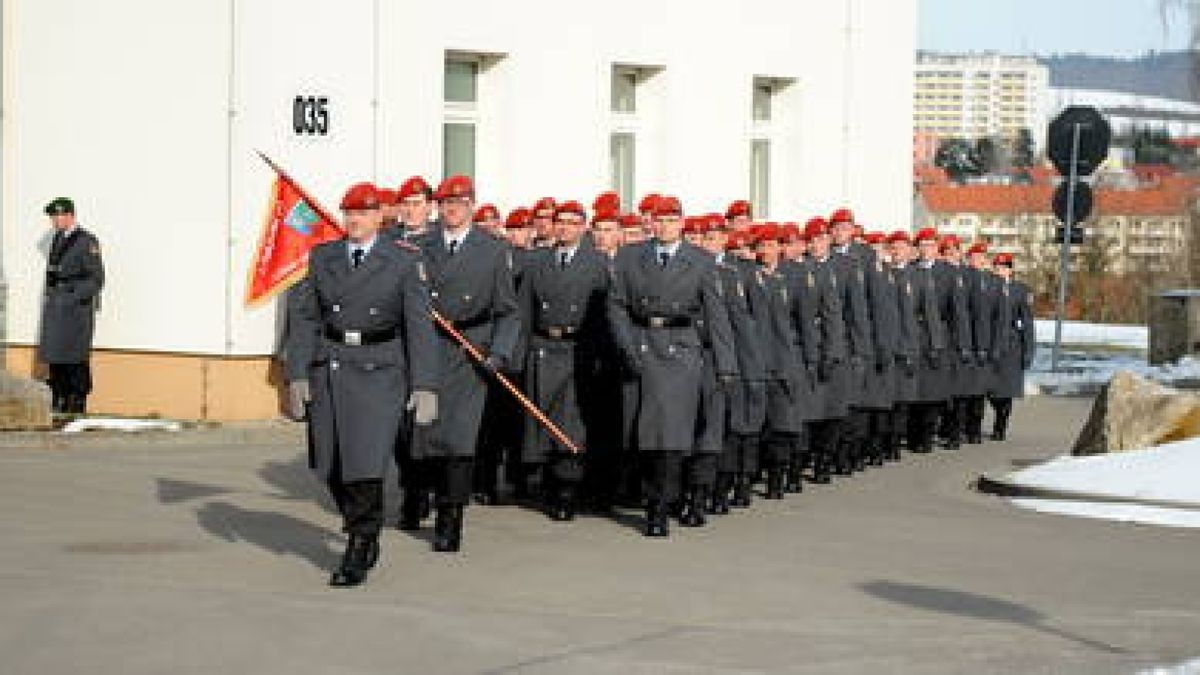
[919, 0, 1194, 57]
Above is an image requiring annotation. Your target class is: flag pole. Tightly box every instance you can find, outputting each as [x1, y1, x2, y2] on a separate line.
[254, 151, 582, 454]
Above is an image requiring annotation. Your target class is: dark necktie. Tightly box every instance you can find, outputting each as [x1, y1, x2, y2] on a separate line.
[559, 251, 569, 268]
[448, 239, 459, 256]
[659, 251, 670, 267]
[351, 248, 365, 269]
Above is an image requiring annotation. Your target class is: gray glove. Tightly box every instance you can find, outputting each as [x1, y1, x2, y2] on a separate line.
[407, 389, 438, 426]
[287, 380, 311, 421]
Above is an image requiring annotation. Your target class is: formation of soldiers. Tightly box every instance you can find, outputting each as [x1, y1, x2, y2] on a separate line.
[284, 175, 1037, 588]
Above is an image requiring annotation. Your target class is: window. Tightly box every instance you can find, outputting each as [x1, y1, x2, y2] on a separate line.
[443, 123, 475, 178]
[612, 67, 638, 113]
[749, 139, 770, 218]
[444, 60, 478, 103]
[753, 80, 773, 121]
[610, 133, 636, 209]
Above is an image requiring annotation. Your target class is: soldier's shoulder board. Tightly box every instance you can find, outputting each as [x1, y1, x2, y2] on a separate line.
[394, 239, 420, 253]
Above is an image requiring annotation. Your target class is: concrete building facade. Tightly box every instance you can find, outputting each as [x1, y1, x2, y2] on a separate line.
[914, 52, 1048, 147]
[1, 0, 916, 419]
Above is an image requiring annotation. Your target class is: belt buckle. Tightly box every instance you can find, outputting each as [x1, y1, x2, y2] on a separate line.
[548, 327, 563, 339]
[344, 330, 363, 346]
[649, 317, 666, 329]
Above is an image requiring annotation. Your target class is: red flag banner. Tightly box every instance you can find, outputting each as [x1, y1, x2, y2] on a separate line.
[245, 160, 344, 305]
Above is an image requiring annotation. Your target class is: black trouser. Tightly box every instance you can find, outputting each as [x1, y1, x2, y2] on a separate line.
[760, 431, 795, 471]
[719, 433, 760, 476]
[48, 362, 92, 413]
[945, 398, 966, 445]
[865, 409, 892, 458]
[544, 453, 584, 501]
[640, 451, 682, 504]
[989, 397, 1013, 434]
[328, 452, 384, 538]
[431, 457, 474, 506]
[683, 453, 718, 491]
[808, 418, 841, 471]
[964, 395, 987, 438]
[891, 404, 909, 449]
[908, 403, 940, 450]
[477, 376, 523, 497]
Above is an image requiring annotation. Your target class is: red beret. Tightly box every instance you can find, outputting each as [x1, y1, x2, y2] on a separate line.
[887, 230, 911, 244]
[593, 191, 621, 213]
[752, 223, 783, 245]
[830, 207, 854, 225]
[473, 203, 500, 222]
[940, 234, 962, 250]
[435, 174, 474, 200]
[619, 213, 642, 228]
[682, 216, 708, 235]
[555, 200, 586, 219]
[780, 223, 802, 242]
[725, 200, 752, 220]
[914, 227, 939, 243]
[705, 213, 726, 231]
[532, 197, 557, 215]
[852, 224, 865, 237]
[592, 206, 621, 225]
[863, 232, 886, 245]
[397, 176, 431, 200]
[505, 207, 532, 229]
[638, 193, 662, 215]
[377, 188, 399, 206]
[804, 217, 830, 240]
[993, 253, 1015, 267]
[651, 195, 682, 217]
[967, 241, 989, 255]
[340, 182, 380, 211]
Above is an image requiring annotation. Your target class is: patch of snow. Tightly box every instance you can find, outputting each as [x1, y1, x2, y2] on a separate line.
[61, 418, 182, 434]
[1025, 351, 1200, 397]
[1033, 319, 1147, 350]
[1136, 656, 1200, 674]
[1011, 498, 1200, 530]
[1008, 438, 1200, 505]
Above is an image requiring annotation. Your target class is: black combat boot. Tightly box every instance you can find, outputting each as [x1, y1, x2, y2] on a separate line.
[329, 534, 378, 588]
[397, 491, 429, 531]
[709, 475, 731, 515]
[644, 500, 669, 537]
[432, 504, 463, 553]
[679, 489, 707, 527]
[549, 486, 576, 522]
[764, 469, 785, 499]
[812, 454, 832, 484]
[731, 474, 753, 508]
[784, 464, 804, 493]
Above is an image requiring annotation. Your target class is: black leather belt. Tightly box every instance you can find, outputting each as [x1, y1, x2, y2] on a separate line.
[632, 315, 693, 329]
[324, 326, 398, 346]
[450, 315, 491, 331]
[536, 325, 579, 340]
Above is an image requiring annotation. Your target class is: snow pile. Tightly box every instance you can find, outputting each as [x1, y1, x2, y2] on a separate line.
[1137, 657, 1200, 675]
[1026, 353, 1200, 396]
[1007, 435, 1200, 529]
[1033, 319, 1147, 350]
[61, 417, 182, 434]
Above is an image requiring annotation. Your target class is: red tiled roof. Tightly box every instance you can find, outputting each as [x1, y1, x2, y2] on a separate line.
[921, 183, 1197, 217]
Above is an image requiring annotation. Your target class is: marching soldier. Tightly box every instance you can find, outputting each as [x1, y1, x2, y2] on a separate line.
[518, 200, 610, 520]
[473, 203, 504, 238]
[936, 236, 975, 450]
[887, 230, 922, 458]
[388, 175, 437, 242]
[39, 197, 105, 416]
[963, 242, 999, 444]
[802, 217, 850, 483]
[988, 253, 1035, 440]
[608, 195, 736, 537]
[907, 228, 951, 454]
[417, 175, 521, 552]
[828, 209, 874, 473]
[285, 182, 439, 587]
[378, 188, 400, 230]
[858, 231, 902, 465]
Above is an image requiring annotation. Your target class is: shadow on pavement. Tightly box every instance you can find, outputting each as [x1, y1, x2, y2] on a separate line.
[155, 478, 235, 504]
[258, 454, 339, 515]
[860, 580, 1127, 654]
[196, 501, 341, 572]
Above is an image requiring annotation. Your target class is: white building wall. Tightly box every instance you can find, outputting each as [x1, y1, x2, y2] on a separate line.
[3, 0, 916, 358]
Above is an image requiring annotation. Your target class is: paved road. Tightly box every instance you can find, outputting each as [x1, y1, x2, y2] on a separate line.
[1, 396, 1197, 674]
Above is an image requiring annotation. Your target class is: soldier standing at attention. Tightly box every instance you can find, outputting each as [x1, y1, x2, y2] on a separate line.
[39, 197, 105, 416]
[285, 182, 439, 587]
[886, 230, 922, 459]
[388, 176, 436, 242]
[608, 195, 736, 537]
[518, 200, 610, 521]
[907, 228, 951, 454]
[988, 253, 1035, 441]
[828, 209, 875, 474]
[418, 175, 521, 552]
[962, 242, 999, 445]
[935, 235, 974, 451]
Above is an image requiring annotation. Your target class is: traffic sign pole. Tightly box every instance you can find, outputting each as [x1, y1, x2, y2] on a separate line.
[1051, 122, 1082, 373]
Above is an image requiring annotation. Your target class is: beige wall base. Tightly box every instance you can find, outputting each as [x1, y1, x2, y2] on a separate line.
[4, 346, 286, 421]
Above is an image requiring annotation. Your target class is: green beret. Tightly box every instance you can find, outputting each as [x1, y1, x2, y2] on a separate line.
[44, 197, 74, 216]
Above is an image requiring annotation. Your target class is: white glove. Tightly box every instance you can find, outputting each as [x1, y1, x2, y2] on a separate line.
[407, 389, 438, 425]
[287, 380, 311, 421]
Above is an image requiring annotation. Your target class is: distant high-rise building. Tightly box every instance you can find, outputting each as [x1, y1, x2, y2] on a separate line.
[914, 52, 1049, 151]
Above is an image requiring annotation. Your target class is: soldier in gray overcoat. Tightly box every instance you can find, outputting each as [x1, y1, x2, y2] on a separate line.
[607, 196, 736, 538]
[962, 242, 1000, 444]
[804, 218, 851, 481]
[988, 253, 1036, 440]
[859, 233, 902, 466]
[518, 201, 609, 522]
[285, 182, 439, 587]
[416, 174, 521, 552]
[829, 212, 875, 473]
[934, 237, 975, 450]
[38, 197, 105, 415]
[907, 229, 952, 453]
[886, 231, 922, 459]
